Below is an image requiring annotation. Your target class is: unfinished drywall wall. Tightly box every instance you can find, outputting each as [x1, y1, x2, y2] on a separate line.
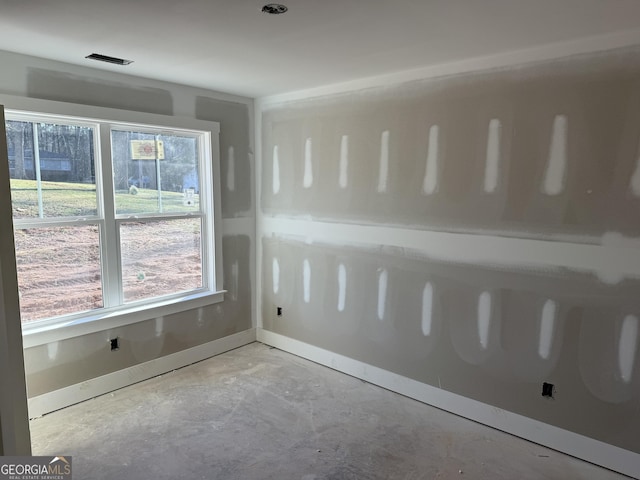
[26, 69, 174, 116]
[196, 97, 253, 218]
[262, 48, 640, 241]
[0, 49, 254, 397]
[262, 237, 640, 450]
[259, 47, 640, 458]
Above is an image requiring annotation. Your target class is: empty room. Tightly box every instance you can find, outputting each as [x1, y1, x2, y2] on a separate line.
[0, 1, 640, 479]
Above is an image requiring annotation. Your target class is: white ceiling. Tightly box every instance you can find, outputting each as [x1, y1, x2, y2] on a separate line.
[1, 0, 640, 98]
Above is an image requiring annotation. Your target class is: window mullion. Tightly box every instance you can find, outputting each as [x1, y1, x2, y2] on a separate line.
[155, 133, 163, 214]
[32, 123, 44, 219]
[98, 124, 122, 308]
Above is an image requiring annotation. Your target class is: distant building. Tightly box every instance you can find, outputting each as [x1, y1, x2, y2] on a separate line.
[8, 148, 72, 181]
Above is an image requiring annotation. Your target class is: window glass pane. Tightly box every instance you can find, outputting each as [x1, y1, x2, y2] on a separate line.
[112, 130, 200, 215]
[120, 218, 202, 303]
[14, 225, 103, 323]
[7, 120, 37, 218]
[7, 120, 97, 218]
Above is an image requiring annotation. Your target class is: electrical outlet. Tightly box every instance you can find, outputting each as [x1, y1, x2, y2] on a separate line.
[542, 382, 554, 398]
[110, 338, 120, 351]
[277, 306, 283, 317]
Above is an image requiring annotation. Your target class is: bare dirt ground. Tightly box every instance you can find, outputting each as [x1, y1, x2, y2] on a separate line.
[15, 220, 202, 323]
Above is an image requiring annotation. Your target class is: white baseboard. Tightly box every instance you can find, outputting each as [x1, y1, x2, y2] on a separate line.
[28, 328, 256, 419]
[257, 328, 640, 479]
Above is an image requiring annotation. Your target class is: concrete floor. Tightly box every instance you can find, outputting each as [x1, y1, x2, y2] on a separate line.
[31, 342, 628, 480]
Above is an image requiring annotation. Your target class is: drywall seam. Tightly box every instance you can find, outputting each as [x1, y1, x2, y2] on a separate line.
[221, 218, 254, 237]
[256, 29, 640, 106]
[257, 329, 640, 479]
[27, 329, 257, 418]
[260, 217, 640, 282]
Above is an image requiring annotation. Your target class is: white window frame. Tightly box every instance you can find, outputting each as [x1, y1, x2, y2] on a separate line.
[0, 95, 224, 348]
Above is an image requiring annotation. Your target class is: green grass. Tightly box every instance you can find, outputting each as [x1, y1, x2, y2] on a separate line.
[10, 179, 199, 218]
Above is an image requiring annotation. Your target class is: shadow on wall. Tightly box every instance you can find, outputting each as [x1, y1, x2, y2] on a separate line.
[196, 96, 252, 218]
[26, 68, 173, 115]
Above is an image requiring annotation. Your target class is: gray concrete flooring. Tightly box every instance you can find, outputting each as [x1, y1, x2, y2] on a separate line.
[30, 342, 628, 479]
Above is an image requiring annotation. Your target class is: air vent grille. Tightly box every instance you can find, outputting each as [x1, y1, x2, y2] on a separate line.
[85, 53, 133, 65]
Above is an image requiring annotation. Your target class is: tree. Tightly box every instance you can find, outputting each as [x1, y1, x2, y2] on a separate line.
[6, 121, 32, 180]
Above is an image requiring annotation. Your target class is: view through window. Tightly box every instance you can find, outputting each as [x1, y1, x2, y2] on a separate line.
[6, 112, 215, 325]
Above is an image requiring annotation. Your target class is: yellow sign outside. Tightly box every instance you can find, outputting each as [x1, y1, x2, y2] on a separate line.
[130, 140, 165, 160]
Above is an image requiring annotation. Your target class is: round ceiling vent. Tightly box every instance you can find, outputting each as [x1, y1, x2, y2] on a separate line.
[262, 4, 288, 14]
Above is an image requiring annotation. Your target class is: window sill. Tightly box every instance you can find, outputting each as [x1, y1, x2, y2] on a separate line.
[22, 290, 226, 349]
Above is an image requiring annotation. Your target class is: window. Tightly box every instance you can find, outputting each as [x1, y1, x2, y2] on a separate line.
[111, 128, 206, 304]
[3, 100, 222, 337]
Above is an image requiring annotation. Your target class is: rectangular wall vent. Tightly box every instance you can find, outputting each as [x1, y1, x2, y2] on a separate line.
[85, 53, 133, 65]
